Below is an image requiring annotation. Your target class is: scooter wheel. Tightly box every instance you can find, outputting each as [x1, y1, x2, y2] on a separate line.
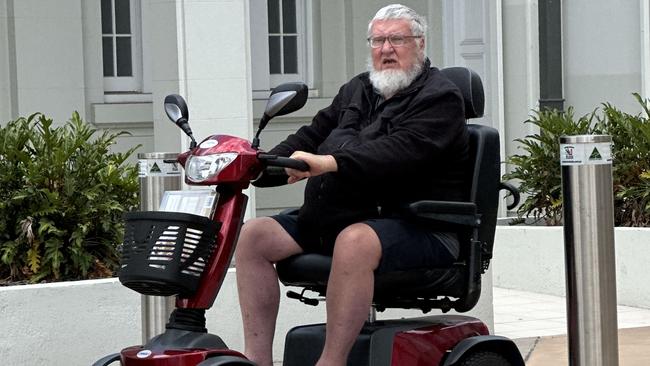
[458, 350, 511, 366]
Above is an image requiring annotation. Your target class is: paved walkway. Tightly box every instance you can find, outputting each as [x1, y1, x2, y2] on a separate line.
[494, 287, 650, 365]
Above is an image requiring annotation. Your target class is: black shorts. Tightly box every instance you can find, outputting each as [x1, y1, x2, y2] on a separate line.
[271, 214, 458, 274]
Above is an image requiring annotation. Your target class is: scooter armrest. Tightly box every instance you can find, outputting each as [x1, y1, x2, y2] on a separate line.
[406, 201, 480, 227]
[280, 207, 300, 215]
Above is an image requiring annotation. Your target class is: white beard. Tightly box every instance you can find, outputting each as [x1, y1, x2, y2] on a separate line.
[368, 59, 423, 98]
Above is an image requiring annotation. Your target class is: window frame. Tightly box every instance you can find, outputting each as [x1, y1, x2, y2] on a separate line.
[102, 0, 143, 93]
[250, 0, 312, 95]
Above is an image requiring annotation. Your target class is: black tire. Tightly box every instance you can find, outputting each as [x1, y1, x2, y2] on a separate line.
[457, 350, 512, 366]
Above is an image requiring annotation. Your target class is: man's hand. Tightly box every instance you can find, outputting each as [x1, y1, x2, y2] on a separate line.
[286, 151, 338, 184]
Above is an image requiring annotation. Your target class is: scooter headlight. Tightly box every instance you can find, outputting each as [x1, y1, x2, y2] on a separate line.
[185, 153, 238, 182]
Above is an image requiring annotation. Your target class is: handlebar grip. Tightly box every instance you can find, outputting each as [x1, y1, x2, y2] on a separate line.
[273, 157, 310, 171]
[258, 153, 310, 171]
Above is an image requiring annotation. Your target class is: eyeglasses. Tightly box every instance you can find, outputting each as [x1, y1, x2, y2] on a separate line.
[367, 35, 422, 48]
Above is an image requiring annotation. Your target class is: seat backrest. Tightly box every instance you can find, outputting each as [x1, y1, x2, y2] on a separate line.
[441, 67, 500, 265]
[466, 124, 500, 265]
[440, 67, 485, 119]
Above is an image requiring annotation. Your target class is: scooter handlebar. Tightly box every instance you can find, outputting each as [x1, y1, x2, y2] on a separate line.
[257, 153, 310, 172]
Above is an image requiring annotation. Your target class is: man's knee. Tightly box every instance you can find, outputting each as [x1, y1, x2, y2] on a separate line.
[236, 217, 302, 263]
[236, 217, 275, 257]
[333, 224, 382, 269]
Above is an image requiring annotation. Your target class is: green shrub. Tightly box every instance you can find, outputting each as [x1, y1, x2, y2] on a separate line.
[504, 94, 650, 226]
[503, 107, 599, 225]
[604, 95, 650, 226]
[0, 112, 139, 283]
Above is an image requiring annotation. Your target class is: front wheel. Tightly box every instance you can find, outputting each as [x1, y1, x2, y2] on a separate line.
[457, 350, 512, 366]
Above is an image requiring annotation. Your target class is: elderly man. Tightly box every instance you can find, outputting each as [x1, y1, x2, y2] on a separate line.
[235, 4, 469, 366]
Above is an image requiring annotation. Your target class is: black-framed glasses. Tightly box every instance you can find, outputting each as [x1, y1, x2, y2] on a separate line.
[367, 35, 422, 48]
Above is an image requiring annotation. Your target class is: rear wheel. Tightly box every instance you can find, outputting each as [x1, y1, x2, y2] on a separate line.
[457, 350, 512, 366]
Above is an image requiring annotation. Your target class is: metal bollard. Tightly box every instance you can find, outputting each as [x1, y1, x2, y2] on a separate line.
[560, 135, 619, 366]
[137, 152, 183, 343]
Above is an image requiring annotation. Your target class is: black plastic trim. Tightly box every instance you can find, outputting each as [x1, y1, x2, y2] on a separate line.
[92, 353, 120, 366]
[197, 355, 256, 365]
[144, 328, 227, 350]
[499, 181, 520, 210]
[441, 335, 525, 366]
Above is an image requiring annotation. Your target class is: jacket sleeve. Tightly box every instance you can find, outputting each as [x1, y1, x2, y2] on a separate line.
[253, 84, 345, 187]
[267, 84, 346, 157]
[330, 88, 466, 183]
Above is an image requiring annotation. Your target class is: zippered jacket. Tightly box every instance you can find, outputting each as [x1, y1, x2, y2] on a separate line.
[266, 59, 470, 238]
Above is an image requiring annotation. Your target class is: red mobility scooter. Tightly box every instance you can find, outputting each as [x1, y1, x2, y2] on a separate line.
[93, 67, 523, 366]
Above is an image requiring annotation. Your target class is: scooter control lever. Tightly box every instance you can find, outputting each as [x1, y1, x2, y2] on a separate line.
[286, 290, 320, 306]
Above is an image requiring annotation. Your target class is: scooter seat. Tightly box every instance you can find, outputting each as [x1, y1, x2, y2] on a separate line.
[276, 253, 466, 308]
[276, 253, 332, 288]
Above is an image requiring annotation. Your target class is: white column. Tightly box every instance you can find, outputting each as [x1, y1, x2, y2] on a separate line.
[150, 0, 255, 217]
[642, 0, 650, 100]
[0, 0, 13, 122]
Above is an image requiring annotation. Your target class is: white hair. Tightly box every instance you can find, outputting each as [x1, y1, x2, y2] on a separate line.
[367, 4, 428, 37]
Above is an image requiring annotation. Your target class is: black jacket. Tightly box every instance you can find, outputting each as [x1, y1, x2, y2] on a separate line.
[264, 60, 469, 237]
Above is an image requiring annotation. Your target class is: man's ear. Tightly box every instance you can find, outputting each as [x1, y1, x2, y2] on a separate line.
[418, 37, 425, 50]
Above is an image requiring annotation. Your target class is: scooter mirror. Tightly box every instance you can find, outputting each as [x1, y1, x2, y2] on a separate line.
[252, 82, 308, 150]
[164, 94, 190, 126]
[164, 94, 197, 148]
[265, 82, 308, 118]
[259, 83, 308, 130]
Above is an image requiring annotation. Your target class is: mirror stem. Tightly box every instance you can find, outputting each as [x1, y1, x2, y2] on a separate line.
[251, 115, 269, 150]
[251, 132, 261, 150]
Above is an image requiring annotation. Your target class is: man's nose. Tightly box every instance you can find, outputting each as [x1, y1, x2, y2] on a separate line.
[380, 39, 395, 53]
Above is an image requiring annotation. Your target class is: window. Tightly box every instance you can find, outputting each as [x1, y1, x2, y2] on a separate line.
[268, 0, 302, 83]
[101, 0, 142, 92]
[251, 0, 310, 93]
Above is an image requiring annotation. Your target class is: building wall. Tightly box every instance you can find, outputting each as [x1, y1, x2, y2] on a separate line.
[563, 0, 643, 116]
[11, 0, 86, 123]
[0, 0, 153, 158]
[501, 0, 539, 160]
[0, 0, 12, 123]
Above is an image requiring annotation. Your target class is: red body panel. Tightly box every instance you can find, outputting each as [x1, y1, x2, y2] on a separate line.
[173, 134, 261, 308]
[182, 135, 263, 188]
[121, 346, 248, 366]
[390, 316, 489, 366]
[177, 189, 247, 309]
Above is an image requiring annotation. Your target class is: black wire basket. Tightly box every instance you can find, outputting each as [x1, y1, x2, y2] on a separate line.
[119, 211, 221, 297]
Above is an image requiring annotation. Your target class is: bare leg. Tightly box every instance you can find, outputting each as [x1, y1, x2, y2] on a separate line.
[235, 217, 303, 366]
[316, 223, 382, 366]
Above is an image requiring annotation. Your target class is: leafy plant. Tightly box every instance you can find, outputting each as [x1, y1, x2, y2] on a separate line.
[504, 95, 650, 226]
[503, 107, 598, 225]
[603, 94, 650, 226]
[0, 112, 139, 283]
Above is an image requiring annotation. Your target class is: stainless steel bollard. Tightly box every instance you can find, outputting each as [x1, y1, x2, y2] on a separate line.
[560, 135, 619, 366]
[138, 152, 183, 343]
